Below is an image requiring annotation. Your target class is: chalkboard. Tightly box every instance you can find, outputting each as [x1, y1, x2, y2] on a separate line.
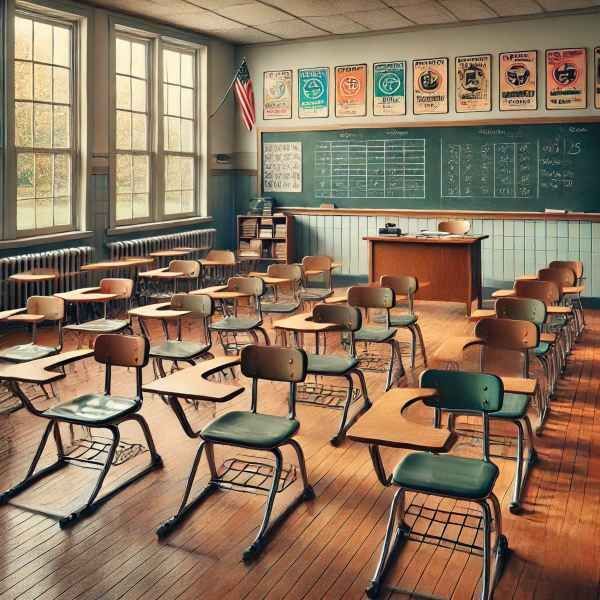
[260, 121, 600, 212]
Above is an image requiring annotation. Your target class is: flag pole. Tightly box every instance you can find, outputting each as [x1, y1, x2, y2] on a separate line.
[209, 57, 247, 119]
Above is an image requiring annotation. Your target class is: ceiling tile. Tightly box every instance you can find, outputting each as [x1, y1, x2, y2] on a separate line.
[259, 18, 328, 37]
[439, 0, 497, 19]
[215, 3, 291, 24]
[392, 0, 457, 23]
[537, 0, 599, 9]
[186, 0, 254, 8]
[208, 26, 281, 42]
[304, 14, 369, 33]
[270, 0, 386, 17]
[483, 0, 544, 15]
[346, 7, 413, 29]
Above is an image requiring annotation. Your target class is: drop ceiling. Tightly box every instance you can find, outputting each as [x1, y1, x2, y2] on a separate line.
[86, 0, 600, 45]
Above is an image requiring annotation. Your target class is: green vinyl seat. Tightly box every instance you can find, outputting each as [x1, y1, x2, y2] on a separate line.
[299, 288, 332, 301]
[0, 344, 57, 362]
[492, 393, 529, 420]
[43, 393, 138, 424]
[150, 340, 210, 360]
[261, 301, 300, 314]
[355, 326, 397, 343]
[306, 353, 358, 375]
[202, 410, 299, 449]
[392, 453, 499, 500]
[65, 318, 130, 334]
[389, 314, 418, 327]
[534, 341, 550, 356]
[210, 316, 262, 331]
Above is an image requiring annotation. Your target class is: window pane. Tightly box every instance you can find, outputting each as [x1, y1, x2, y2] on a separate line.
[116, 194, 132, 221]
[33, 21, 52, 63]
[165, 190, 181, 214]
[54, 154, 70, 197]
[166, 116, 180, 151]
[34, 63, 52, 102]
[15, 102, 33, 147]
[17, 199, 35, 231]
[17, 153, 35, 199]
[165, 155, 182, 191]
[33, 103, 52, 147]
[36, 197, 53, 229]
[167, 85, 180, 116]
[182, 190, 194, 213]
[132, 194, 149, 218]
[131, 113, 147, 151]
[15, 17, 32, 61]
[116, 75, 131, 110]
[15, 61, 33, 100]
[181, 157, 194, 190]
[115, 38, 131, 75]
[131, 42, 146, 78]
[116, 111, 132, 150]
[132, 155, 149, 193]
[116, 154, 132, 194]
[181, 119, 194, 153]
[131, 78, 146, 112]
[181, 53, 193, 87]
[164, 50, 180, 84]
[53, 105, 70, 148]
[35, 153, 52, 198]
[54, 196, 70, 226]
[181, 87, 193, 119]
[53, 26, 70, 67]
[53, 67, 70, 104]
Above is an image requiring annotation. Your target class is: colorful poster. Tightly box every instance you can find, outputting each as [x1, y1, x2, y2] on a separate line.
[546, 48, 587, 110]
[298, 67, 329, 118]
[263, 70, 292, 119]
[335, 64, 367, 117]
[413, 57, 448, 114]
[455, 54, 491, 112]
[595, 47, 600, 109]
[499, 50, 537, 111]
[373, 61, 406, 116]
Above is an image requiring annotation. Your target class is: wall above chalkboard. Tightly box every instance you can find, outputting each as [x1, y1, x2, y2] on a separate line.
[259, 117, 600, 213]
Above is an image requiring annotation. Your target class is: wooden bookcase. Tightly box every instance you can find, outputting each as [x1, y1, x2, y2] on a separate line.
[237, 213, 295, 263]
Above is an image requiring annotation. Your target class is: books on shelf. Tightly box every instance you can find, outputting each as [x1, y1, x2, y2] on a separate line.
[239, 239, 262, 257]
[259, 226, 273, 239]
[272, 242, 287, 260]
[274, 223, 287, 238]
[240, 218, 258, 237]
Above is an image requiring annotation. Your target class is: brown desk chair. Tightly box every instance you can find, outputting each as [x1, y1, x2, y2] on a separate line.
[438, 220, 470, 235]
[0, 334, 162, 527]
[262, 263, 303, 315]
[380, 275, 427, 368]
[549, 259, 585, 331]
[347, 286, 404, 391]
[202, 250, 237, 285]
[300, 256, 334, 304]
[538, 266, 581, 339]
[0, 296, 64, 362]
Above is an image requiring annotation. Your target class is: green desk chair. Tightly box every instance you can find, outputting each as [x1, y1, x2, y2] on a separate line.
[299, 255, 334, 305]
[261, 263, 303, 315]
[538, 267, 579, 346]
[347, 286, 404, 391]
[0, 334, 162, 527]
[367, 369, 508, 600]
[63, 278, 134, 343]
[0, 296, 64, 362]
[146, 293, 214, 381]
[307, 304, 371, 446]
[156, 344, 314, 562]
[380, 275, 427, 368]
[550, 259, 585, 333]
[209, 276, 270, 353]
[474, 317, 539, 512]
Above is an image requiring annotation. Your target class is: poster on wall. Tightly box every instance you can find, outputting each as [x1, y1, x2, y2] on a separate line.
[263, 142, 302, 193]
[263, 70, 293, 119]
[413, 57, 448, 114]
[455, 54, 491, 112]
[546, 48, 587, 110]
[499, 50, 537, 111]
[373, 61, 406, 116]
[335, 64, 367, 117]
[298, 67, 329, 118]
[595, 47, 600, 109]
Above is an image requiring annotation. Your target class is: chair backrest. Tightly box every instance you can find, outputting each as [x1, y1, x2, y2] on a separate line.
[379, 275, 417, 313]
[206, 250, 236, 264]
[94, 334, 149, 368]
[169, 260, 200, 277]
[227, 276, 264, 297]
[26, 296, 64, 321]
[347, 286, 395, 309]
[550, 260, 583, 280]
[99, 278, 134, 299]
[241, 344, 307, 383]
[515, 279, 560, 305]
[267, 263, 302, 282]
[313, 304, 362, 332]
[538, 267, 576, 289]
[496, 297, 547, 326]
[171, 293, 214, 318]
[302, 255, 332, 272]
[475, 317, 539, 351]
[438, 220, 470, 235]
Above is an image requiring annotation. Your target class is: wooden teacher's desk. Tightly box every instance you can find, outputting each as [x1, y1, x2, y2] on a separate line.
[363, 235, 488, 315]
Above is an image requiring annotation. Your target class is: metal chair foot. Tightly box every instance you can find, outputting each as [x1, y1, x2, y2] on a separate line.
[243, 540, 264, 563]
[508, 502, 522, 514]
[330, 434, 344, 447]
[365, 581, 381, 599]
[302, 485, 315, 501]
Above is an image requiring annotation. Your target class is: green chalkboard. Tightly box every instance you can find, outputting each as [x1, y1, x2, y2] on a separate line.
[260, 121, 600, 212]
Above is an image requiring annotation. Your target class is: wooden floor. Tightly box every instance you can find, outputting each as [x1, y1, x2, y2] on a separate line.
[1, 297, 599, 600]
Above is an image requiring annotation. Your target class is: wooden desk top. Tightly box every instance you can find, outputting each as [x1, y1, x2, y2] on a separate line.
[7, 313, 46, 324]
[500, 376, 537, 395]
[324, 286, 409, 305]
[142, 356, 244, 402]
[129, 303, 190, 320]
[199, 259, 237, 267]
[138, 268, 186, 279]
[273, 312, 339, 332]
[190, 286, 251, 300]
[363, 235, 488, 245]
[0, 349, 94, 384]
[55, 288, 117, 303]
[149, 249, 192, 258]
[303, 262, 341, 277]
[433, 336, 483, 364]
[81, 258, 154, 271]
[0, 308, 27, 320]
[9, 271, 58, 282]
[247, 272, 293, 286]
[490, 289, 516, 298]
[347, 388, 455, 452]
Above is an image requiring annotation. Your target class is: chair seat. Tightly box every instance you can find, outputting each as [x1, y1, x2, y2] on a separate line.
[299, 288, 333, 301]
[393, 452, 499, 500]
[65, 318, 130, 334]
[0, 344, 57, 362]
[534, 342, 550, 356]
[492, 393, 529, 419]
[355, 327, 397, 343]
[306, 353, 358, 375]
[201, 411, 299, 449]
[210, 317, 262, 331]
[150, 340, 210, 360]
[261, 301, 301, 314]
[43, 393, 138, 424]
[389, 314, 418, 327]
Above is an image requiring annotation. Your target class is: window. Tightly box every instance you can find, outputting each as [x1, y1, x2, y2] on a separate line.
[14, 13, 74, 234]
[114, 35, 150, 223]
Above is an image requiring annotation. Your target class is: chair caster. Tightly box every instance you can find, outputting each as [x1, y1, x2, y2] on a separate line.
[59, 513, 79, 529]
[508, 502, 522, 514]
[152, 454, 164, 468]
[302, 486, 316, 501]
[156, 518, 177, 539]
[0, 492, 10, 506]
[330, 434, 344, 447]
[366, 581, 381, 598]
[243, 540, 264, 563]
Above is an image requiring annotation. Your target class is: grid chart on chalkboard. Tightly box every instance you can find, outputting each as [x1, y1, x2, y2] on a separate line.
[314, 139, 426, 200]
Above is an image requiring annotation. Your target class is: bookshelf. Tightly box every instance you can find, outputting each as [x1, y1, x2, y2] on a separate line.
[237, 213, 295, 263]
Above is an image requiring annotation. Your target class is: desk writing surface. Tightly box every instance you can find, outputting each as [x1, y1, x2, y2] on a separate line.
[363, 235, 488, 245]
[0, 349, 94, 384]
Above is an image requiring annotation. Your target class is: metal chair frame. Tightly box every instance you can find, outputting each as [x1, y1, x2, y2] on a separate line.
[299, 256, 334, 306]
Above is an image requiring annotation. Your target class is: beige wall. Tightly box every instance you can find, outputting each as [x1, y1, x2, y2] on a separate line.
[235, 11, 600, 170]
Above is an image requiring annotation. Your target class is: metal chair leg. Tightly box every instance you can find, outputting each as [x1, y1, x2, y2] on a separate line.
[408, 326, 417, 368]
[257, 326, 271, 345]
[414, 323, 427, 366]
[287, 438, 315, 500]
[480, 499, 493, 600]
[509, 419, 525, 513]
[384, 341, 396, 392]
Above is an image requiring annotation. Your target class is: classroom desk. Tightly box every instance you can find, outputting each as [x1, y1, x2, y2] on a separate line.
[363, 235, 488, 315]
[273, 311, 341, 349]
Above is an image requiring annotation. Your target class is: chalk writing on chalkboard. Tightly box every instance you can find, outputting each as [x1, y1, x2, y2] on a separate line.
[263, 142, 302, 193]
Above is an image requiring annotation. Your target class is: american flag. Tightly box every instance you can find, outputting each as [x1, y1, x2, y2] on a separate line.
[234, 60, 255, 131]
